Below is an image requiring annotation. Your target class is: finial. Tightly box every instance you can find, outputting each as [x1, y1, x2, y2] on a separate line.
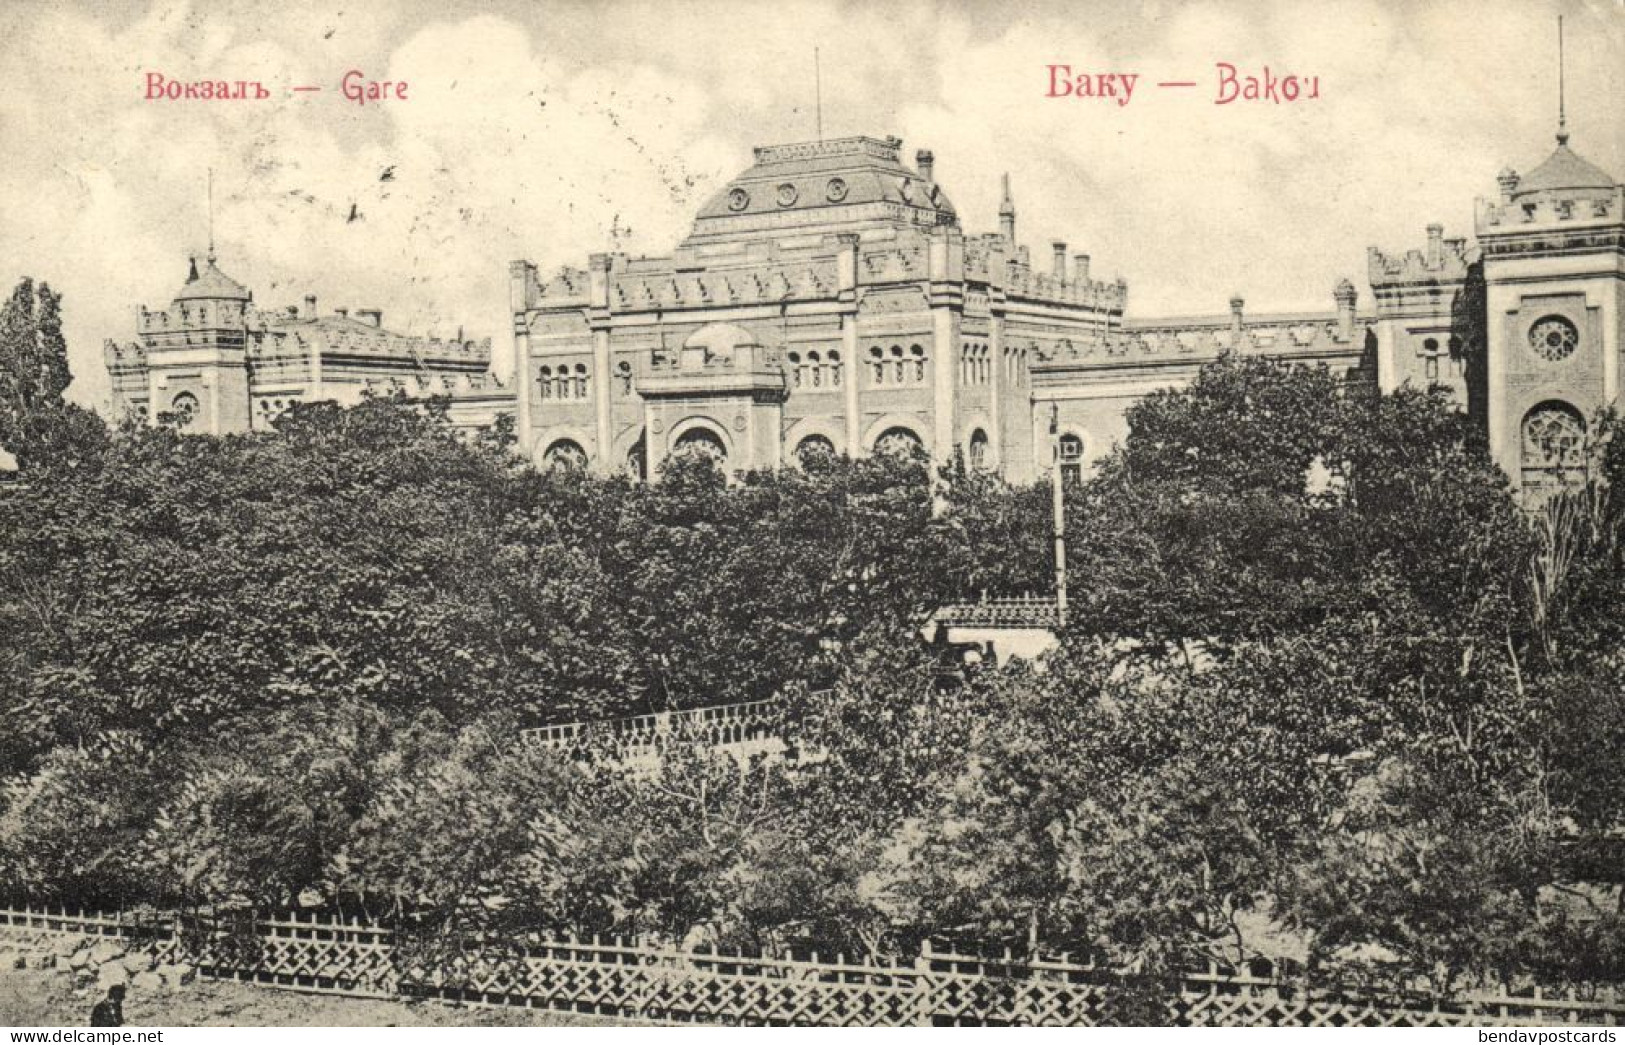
[1557, 16, 1569, 146]
[187, 255, 198, 283]
[999, 172, 1015, 214]
[814, 47, 823, 142]
[207, 167, 217, 264]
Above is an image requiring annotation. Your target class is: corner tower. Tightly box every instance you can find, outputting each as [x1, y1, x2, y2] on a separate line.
[1475, 131, 1624, 501]
[136, 253, 254, 434]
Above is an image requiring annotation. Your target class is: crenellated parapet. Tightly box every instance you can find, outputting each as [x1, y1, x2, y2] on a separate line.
[101, 339, 147, 367]
[609, 258, 841, 311]
[1369, 224, 1474, 287]
[1478, 188, 1622, 230]
[531, 266, 592, 306]
[962, 235, 1127, 312]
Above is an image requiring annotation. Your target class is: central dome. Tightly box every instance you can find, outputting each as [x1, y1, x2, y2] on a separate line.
[683, 135, 957, 247]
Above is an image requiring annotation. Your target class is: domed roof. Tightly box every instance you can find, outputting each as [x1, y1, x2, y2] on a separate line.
[1513, 139, 1618, 199]
[683, 136, 956, 246]
[173, 255, 251, 302]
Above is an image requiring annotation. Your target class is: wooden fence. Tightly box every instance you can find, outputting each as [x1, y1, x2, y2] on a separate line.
[3, 906, 1621, 1027]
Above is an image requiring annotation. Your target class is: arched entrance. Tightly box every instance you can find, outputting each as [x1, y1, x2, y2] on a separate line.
[874, 426, 925, 459]
[625, 434, 647, 480]
[795, 434, 837, 466]
[1520, 400, 1586, 499]
[672, 426, 727, 465]
[542, 438, 589, 472]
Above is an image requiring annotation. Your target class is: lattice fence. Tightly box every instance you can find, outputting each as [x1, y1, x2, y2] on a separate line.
[519, 697, 789, 763]
[2, 907, 1620, 1027]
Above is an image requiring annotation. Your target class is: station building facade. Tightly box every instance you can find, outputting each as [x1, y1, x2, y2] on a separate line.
[104, 127, 1624, 501]
[505, 129, 1616, 493]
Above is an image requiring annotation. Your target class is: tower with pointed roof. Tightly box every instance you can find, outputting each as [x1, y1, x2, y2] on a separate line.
[127, 251, 256, 433]
[1475, 121, 1625, 501]
[104, 251, 496, 434]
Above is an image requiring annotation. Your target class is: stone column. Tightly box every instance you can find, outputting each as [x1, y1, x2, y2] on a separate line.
[988, 308, 1004, 470]
[837, 234, 861, 455]
[588, 254, 614, 473]
[927, 229, 965, 464]
[508, 261, 536, 457]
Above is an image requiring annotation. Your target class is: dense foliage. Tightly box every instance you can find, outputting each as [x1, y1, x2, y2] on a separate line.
[1, 280, 1621, 993]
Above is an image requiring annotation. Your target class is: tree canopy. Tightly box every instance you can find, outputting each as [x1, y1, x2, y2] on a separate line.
[1, 327, 1622, 994]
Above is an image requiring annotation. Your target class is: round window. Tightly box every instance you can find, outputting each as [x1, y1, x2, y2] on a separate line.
[1528, 316, 1579, 362]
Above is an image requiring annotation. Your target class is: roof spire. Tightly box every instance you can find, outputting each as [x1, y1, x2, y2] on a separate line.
[999, 172, 1015, 215]
[1557, 15, 1569, 146]
[207, 167, 216, 264]
[814, 47, 823, 142]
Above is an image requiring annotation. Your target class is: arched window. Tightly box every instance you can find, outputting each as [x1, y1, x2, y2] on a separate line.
[617, 360, 633, 396]
[808, 350, 822, 388]
[169, 391, 200, 430]
[672, 427, 727, 466]
[968, 429, 989, 470]
[787, 351, 803, 387]
[868, 346, 885, 385]
[543, 439, 588, 472]
[574, 363, 589, 399]
[796, 434, 837, 466]
[626, 435, 646, 480]
[538, 365, 553, 399]
[875, 426, 924, 459]
[910, 344, 926, 382]
[828, 349, 842, 388]
[890, 344, 905, 384]
[1058, 432, 1084, 486]
[1521, 401, 1586, 500]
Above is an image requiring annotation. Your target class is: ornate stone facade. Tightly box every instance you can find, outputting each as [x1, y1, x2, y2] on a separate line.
[510, 136, 1128, 481]
[511, 134, 1383, 483]
[104, 254, 497, 435]
[507, 129, 1620, 493]
[104, 128, 1623, 501]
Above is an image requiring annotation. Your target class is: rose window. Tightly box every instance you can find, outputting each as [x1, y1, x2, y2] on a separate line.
[1528, 316, 1578, 362]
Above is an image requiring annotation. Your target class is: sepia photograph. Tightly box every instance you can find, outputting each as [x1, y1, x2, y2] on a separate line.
[0, 0, 1623, 1031]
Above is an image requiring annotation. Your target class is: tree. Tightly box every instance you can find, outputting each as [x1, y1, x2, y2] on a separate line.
[0, 278, 91, 470]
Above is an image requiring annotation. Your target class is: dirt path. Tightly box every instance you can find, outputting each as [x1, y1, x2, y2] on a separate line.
[0, 966, 635, 1027]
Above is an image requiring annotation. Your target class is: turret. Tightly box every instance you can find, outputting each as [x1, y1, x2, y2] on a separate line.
[999, 173, 1016, 245]
[1334, 279, 1357, 341]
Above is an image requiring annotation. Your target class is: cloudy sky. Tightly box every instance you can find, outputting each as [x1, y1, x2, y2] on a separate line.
[1, 0, 1621, 409]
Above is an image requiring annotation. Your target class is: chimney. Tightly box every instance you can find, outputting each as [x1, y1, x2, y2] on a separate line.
[915, 149, 934, 182]
[1426, 223, 1443, 268]
[357, 309, 383, 328]
[1229, 294, 1245, 336]
[1497, 168, 1520, 203]
[1334, 279, 1358, 341]
[1052, 241, 1067, 281]
[303, 294, 317, 319]
[1073, 253, 1091, 284]
[335, 307, 348, 319]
